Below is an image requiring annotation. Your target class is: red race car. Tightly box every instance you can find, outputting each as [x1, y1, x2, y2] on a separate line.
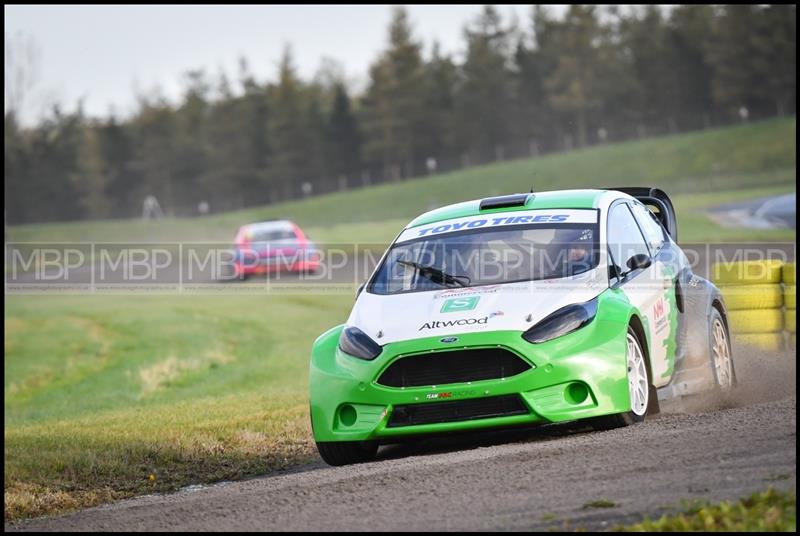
[231, 220, 320, 278]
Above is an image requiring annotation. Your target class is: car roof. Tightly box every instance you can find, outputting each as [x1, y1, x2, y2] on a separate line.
[406, 189, 620, 228]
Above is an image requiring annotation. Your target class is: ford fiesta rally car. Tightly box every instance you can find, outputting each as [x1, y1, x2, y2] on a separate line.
[309, 188, 735, 465]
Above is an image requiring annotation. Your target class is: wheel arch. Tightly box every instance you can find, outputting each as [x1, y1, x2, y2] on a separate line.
[627, 313, 654, 381]
[711, 297, 729, 332]
[659, 272, 734, 398]
[674, 278, 685, 313]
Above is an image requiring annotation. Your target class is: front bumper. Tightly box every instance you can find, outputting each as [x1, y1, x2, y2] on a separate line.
[235, 249, 320, 274]
[309, 316, 631, 443]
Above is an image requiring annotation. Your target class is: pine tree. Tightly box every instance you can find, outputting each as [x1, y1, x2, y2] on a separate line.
[361, 6, 426, 181]
[420, 41, 458, 165]
[268, 46, 314, 201]
[666, 5, 716, 129]
[544, 5, 604, 148]
[327, 83, 361, 184]
[455, 6, 516, 161]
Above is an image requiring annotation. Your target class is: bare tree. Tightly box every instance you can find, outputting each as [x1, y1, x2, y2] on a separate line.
[4, 32, 41, 117]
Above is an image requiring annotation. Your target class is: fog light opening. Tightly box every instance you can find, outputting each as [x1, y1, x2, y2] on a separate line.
[565, 382, 589, 405]
[339, 404, 357, 427]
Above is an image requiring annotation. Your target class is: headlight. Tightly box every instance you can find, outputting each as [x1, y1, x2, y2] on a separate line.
[338, 326, 382, 360]
[521, 298, 598, 344]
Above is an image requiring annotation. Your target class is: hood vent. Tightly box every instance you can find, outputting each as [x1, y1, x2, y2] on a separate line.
[479, 193, 532, 211]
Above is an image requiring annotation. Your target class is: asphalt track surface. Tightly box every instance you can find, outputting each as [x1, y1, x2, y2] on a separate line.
[7, 346, 796, 532]
[709, 192, 797, 229]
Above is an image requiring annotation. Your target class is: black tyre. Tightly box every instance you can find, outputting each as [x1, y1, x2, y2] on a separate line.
[316, 440, 378, 466]
[590, 326, 657, 430]
[219, 263, 248, 282]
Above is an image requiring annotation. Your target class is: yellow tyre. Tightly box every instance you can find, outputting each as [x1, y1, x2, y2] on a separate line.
[734, 333, 784, 352]
[786, 309, 796, 334]
[727, 309, 783, 334]
[711, 260, 783, 285]
[718, 284, 783, 310]
[783, 262, 796, 285]
[785, 285, 796, 310]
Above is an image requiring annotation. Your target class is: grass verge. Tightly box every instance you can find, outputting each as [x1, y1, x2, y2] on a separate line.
[4, 294, 351, 521]
[614, 487, 796, 531]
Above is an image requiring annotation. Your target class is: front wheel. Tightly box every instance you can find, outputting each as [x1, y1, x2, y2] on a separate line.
[591, 327, 654, 430]
[316, 440, 378, 466]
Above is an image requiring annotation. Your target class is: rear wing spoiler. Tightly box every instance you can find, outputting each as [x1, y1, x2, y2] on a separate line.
[606, 187, 678, 241]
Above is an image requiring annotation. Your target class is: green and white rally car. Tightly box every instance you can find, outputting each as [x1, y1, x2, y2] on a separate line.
[309, 188, 735, 466]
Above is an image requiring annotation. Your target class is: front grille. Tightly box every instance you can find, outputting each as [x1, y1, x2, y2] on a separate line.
[388, 395, 528, 427]
[377, 347, 531, 388]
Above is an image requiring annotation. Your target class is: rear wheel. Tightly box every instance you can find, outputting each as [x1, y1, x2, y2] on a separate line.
[316, 440, 378, 466]
[709, 308, 735, 390]
[591, 327, 653, 430]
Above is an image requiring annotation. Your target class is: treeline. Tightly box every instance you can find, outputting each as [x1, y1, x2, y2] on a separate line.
[4, 5, 796, 225]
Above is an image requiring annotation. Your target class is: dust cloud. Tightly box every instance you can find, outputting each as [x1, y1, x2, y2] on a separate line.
[662, 339, 796, 414]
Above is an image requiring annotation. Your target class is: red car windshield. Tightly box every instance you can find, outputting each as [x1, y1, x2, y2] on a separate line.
[249, 229, 297, 242]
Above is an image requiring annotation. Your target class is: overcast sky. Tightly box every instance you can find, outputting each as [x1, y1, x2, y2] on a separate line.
[5, 5, 569, 125]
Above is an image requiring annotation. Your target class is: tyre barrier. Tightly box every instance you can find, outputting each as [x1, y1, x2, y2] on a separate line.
[784, 285, 796, 310]
[712, 260, 795, 351]
[785, 265, 795, 337]
[727, 309, 784, 334]
[710, 259, 784, 285]
[717, 284, 783, 310]
[783, 262, 796, 285]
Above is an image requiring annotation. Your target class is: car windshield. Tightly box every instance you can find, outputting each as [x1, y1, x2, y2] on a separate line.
[369, 222, 600, 295]
[249, 228, 297, 242]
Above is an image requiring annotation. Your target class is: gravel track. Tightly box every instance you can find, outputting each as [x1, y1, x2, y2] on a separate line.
[8, 349, 796, 532]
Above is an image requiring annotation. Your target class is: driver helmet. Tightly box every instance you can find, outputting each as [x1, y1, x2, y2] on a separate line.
[553, 228, 594, 272]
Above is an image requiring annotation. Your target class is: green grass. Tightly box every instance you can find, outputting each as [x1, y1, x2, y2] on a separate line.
[7, 117, 796, 244]
[614, 487, 796, 531]
[4, 293, 353, 521]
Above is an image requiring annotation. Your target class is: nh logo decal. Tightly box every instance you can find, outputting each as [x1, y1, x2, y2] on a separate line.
[441, 297, 479, 313]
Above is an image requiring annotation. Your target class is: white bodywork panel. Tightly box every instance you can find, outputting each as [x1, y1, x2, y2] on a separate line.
[350, 267, 608, 345]
[618, 261, 675, 387]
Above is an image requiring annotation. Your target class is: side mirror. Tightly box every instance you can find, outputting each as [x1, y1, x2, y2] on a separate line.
[355, 282, 365, 299]
[626, 253, 652, 272]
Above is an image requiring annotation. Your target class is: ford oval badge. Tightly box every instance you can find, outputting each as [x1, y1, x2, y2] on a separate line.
[440, 336, 459, 344]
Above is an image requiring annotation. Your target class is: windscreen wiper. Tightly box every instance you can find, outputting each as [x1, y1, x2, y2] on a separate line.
[396, 260, 470, 287]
